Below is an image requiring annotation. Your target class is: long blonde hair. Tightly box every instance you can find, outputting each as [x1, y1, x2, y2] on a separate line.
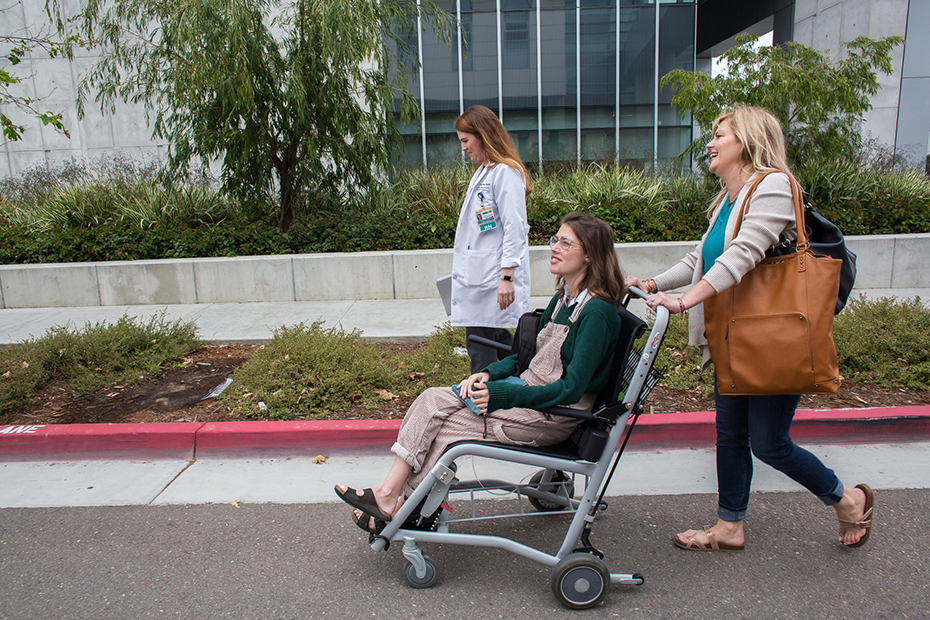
[706, 106, 796, 217]
[455, 105, 533, 194]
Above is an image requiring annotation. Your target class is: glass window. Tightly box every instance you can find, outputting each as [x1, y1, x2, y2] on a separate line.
[539, 4, 576, 167]
[658, 4, 694, 168]
[422, 21, 460, 113]
[452, 12, 474, 71]
[579, 5, 615, 162]
[463, 0, 498, 12]
[462, 10, 499, 110]
[391, 118, 425, 171]
[658, 5, 694, 104]
[426, 121, 463, 169]
[500, 4, 537, 165]
[504, 12, 530, 69]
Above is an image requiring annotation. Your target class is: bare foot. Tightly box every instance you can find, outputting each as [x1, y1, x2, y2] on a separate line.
[835, 485, 871, 546]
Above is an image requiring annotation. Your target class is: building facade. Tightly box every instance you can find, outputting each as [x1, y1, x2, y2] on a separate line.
[1, 0, 925, 178]
[392, 0, 696, 173]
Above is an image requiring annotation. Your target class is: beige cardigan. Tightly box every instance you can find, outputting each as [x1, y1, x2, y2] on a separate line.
[651, 172, 798, 368]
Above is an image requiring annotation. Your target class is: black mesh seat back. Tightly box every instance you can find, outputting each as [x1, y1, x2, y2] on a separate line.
[592, 305, 647, 412]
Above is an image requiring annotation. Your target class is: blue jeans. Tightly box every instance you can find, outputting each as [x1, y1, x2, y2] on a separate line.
[715, 387, 845, 522]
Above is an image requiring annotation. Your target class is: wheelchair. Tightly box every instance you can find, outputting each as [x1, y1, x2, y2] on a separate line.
[361, 290, 668, 609]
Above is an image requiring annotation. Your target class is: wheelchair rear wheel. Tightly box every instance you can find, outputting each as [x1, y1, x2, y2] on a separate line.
[549, 553, 610, 609]
[528, 470, 574, 511]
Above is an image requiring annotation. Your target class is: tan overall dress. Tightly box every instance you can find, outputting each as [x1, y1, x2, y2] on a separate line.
[393, 296, 596, 494]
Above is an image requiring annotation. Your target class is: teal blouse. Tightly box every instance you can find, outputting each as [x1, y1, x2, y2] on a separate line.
[702, 195, 734, 275]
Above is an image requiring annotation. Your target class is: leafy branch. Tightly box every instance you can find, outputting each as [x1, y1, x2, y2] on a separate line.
[661, 34, 904, 167]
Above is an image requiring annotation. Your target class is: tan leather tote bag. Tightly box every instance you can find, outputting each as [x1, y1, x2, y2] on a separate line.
[703, 173, 843, 395]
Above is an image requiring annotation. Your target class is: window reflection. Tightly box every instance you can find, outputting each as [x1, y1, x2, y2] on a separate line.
[393, 0, 695, 170]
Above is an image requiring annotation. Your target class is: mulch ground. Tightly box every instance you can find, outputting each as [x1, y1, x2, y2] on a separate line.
[4, 343, 930, 427]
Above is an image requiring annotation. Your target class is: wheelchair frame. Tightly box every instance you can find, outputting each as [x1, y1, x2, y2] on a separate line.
[365, 294, 669, 609]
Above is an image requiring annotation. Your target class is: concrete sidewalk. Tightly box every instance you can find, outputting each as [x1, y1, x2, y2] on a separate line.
[2, 442, 928, 509]
[0, 289, 926, 346]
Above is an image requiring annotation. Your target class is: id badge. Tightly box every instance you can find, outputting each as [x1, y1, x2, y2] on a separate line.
[475, 184, 498, 232]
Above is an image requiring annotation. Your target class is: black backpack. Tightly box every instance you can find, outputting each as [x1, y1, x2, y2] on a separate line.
[512, 308, 544, 374]
[767, 205, 858, 314]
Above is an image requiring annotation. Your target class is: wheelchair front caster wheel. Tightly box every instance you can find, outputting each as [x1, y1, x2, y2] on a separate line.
[550, 553, 610, 609]
[403, 554, 438, 589]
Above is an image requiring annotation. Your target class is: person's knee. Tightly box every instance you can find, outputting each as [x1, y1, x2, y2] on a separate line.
[750, 440, 793, 467]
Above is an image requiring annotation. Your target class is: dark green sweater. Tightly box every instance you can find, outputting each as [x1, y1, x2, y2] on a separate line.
[483, 293, 621, 414]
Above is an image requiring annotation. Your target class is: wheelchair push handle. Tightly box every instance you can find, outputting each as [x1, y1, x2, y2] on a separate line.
[466, 334, 511, 353]
[624, 285, 670, 325]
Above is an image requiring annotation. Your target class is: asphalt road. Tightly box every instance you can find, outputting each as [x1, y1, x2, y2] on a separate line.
[1, 489, 925, 620]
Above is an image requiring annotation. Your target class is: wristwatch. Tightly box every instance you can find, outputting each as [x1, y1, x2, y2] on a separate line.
[501, 275, 513, 281]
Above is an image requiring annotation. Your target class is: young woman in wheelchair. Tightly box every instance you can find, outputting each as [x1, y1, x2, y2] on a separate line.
[336, 211, 627, 533]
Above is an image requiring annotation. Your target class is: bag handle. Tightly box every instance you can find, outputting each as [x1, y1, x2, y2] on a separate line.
[730, 171, 808, 251]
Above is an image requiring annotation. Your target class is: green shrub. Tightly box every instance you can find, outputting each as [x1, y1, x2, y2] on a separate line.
[0, 343, 55, 414]
[0, 157, 927, 264]
[396, 323, 470, 394]
[640, 311, 715, 398]
[389, 166, 471, 218]
[221, 323, 400, 419]
[219, 322, 470, 419]
[0, 313, 202, 416]
[834, 295, 930, 388]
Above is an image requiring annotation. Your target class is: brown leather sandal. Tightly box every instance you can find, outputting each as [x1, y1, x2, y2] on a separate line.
[839, 483, 874, 548]
[673, 525, 745, 552]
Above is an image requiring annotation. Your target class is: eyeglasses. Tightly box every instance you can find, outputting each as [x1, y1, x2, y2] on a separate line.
[549, 235, 583, 252]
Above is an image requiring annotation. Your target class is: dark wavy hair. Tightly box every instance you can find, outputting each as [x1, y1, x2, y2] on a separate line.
[454, 105, 532, 194]
[555, 212, 626, 307]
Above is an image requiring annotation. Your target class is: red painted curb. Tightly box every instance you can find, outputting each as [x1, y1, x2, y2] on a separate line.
[0, 422, 203, 461]
[195, 419, 403, 458]
[1, 407, 928, 461]
[628, 407, 930, 451]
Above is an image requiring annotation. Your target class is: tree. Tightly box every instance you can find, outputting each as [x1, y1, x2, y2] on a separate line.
[661, 34, 904, 166]
[66, 0, 453, 230]
[1, 4, 79, 142]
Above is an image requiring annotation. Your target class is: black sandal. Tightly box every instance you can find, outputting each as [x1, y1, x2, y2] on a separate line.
[335, 485, 394, 522]
[353, 509, 387, 535]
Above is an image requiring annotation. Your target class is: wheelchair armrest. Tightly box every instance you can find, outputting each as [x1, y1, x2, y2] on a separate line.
[466, 334, 511, 353]
[538, 406, 598, 422]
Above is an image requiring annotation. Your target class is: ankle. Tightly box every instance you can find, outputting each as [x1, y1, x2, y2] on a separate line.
[716, 519, 744, 536]
[835, 487, 860, 512]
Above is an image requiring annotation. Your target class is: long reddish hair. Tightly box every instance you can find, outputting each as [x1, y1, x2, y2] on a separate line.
[455, 105, 532, 194]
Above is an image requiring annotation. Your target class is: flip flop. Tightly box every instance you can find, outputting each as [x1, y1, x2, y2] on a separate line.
[673, 525, 745, 552]
[839, 483, 874, 548]
[352, 509, 386, 535]
[334, 485, 395, 522]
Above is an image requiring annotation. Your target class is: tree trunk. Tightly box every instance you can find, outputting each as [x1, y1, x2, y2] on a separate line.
[277, 164, 295, 232]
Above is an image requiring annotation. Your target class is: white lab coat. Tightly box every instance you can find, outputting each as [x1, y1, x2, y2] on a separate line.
[450, 162, 531, 328]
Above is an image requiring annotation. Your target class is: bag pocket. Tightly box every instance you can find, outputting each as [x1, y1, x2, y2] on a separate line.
[725, 313, 815, 394]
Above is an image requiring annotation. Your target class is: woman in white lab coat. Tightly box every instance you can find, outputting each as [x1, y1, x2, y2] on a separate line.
[451, 105, 532, 373]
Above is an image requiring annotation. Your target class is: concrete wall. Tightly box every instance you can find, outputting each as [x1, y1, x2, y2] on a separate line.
[0, 234, 925, 309]
[794, 0, 927, 164]
[0, 2, 170, 177]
